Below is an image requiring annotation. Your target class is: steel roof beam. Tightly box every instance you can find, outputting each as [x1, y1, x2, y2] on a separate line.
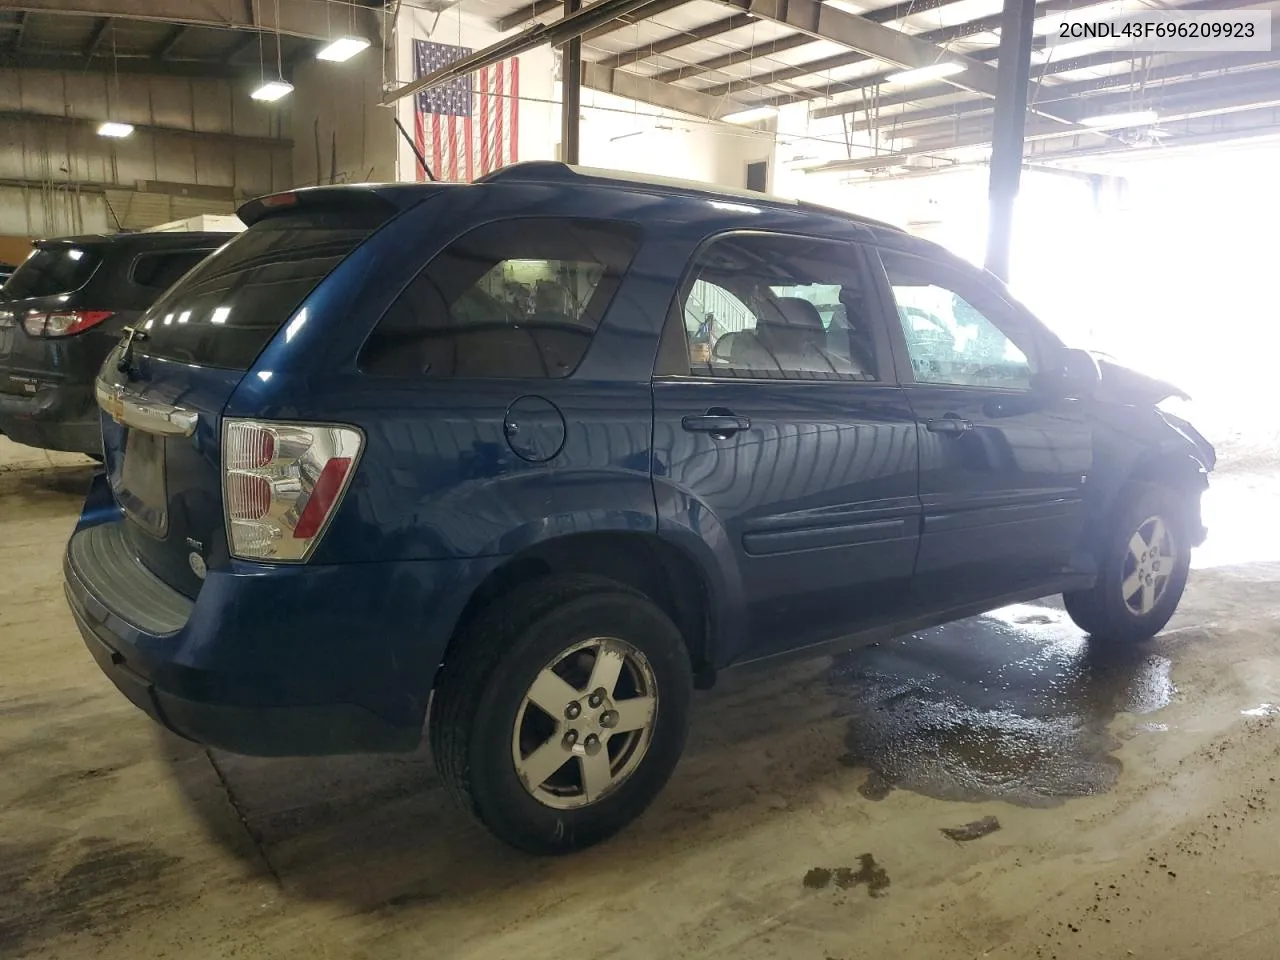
[651, 33, 812, 83]
[904, 66, 1280, 151]
[683, 0, 992, 93]
[869, 50, 1280, 131]
[154, 24, 189, 60]
[722, 0, 1081, 125]
[582, 59, 752, 114]
[2, 0, 378, 43]
[501, 0, 690, 35]
[83, 17, 111, 58]
[801, 0, 1255, 118]
[592, 12, 757, 68]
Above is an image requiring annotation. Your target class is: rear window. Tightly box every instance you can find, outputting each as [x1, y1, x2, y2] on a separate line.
[137, 209, 388, 370]
[2, 246, 102, 300]
[131, 249, 218, 291]
[360, 218, 639, 379]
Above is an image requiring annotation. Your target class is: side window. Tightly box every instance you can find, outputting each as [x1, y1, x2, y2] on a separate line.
[879, 250, 1034, 390]
[681, 234, 880, 382]
[361, 219, 638, 379]
[131, 250, 215, 291]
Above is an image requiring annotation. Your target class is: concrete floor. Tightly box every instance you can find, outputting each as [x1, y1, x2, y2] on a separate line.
[3, 435, 1280, 960]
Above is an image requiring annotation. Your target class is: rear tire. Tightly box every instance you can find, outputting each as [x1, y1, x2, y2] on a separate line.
[430, 574, 693, 854]
[1064, 484, 1192, 643]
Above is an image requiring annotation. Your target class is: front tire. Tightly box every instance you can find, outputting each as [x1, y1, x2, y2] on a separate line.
[430, 575, 693, 854]
[1064, 484, 1192, 643]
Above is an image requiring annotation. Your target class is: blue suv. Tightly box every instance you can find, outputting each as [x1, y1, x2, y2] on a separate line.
[64, 163, 1214, 853]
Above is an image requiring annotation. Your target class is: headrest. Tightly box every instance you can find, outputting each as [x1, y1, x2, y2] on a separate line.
[766, 297, 825, 332]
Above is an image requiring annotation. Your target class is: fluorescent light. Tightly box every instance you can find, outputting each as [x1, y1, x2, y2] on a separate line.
[98, 122, 135, 138]
[721, 106, 779, 125]
[1081, 109, 1158, 129]
[251, 80, 294, 102]
[885, 62, 965, 85]
[316, 36, 370, 62]
[210, 306, 231, 325]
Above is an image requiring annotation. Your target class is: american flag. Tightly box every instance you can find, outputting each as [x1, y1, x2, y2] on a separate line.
[413, 39, 519, 182]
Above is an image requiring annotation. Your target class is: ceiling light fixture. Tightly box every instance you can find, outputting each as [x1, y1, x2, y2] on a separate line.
[251, 79, 294, 102]
[1080, 109, 1158, 128]
[98, 121, 134, 138]
[885, 62, 965, 84]
[316, 36, 371, 62]
[721, 106, 779, 125]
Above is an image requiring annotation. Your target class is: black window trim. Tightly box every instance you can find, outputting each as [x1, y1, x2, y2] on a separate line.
[868, 244, 1055, 394]
[653, 228, 899, 387]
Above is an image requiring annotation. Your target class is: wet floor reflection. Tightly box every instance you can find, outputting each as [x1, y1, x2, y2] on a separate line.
[828, 603, 1174, 806]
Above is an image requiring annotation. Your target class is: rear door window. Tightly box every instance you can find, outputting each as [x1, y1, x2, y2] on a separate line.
[360, 219, 639, 379]
[678, 234, 882, 381]
[137, 209, 389, 370]
[2, 246, 102, 299]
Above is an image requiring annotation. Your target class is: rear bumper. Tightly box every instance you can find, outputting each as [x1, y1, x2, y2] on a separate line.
[63, 491, 491, 756]
[0, 381, 100, 456]
[69, 593, 412, 755]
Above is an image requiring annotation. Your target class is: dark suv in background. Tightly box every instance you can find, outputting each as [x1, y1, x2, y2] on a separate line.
[64, 165, 1214, 855]
[0, 231, 230, 457]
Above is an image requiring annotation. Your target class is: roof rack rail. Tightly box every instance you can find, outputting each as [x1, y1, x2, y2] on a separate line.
[479, 161, 903, 233]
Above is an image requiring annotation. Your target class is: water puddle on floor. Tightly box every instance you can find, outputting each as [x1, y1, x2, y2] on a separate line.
[828, 603, 1175, 806]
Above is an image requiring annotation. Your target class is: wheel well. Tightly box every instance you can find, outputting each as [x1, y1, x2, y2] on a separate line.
[1121, 450, 1209, 544]
[1130, 449, 1208, 497]
[448, 533, 715, 686]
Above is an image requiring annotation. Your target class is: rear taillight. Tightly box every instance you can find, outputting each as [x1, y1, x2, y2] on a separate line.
[222, 419, 362, 562]
[21, 310, 114, 337]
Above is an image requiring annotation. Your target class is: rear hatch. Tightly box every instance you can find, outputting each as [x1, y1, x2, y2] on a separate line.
[97, 192, 402, 598]
[0, 241, 109, 393]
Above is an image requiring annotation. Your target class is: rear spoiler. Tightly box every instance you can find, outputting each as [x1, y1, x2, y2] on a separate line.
[237, 183, 449, 227]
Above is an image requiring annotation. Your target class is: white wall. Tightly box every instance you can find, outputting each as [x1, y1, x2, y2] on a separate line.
[577, 87, 774, 189]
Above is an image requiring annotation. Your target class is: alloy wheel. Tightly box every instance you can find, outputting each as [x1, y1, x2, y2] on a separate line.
[511, 637, 659, 810]
[1122, 514, 1177, 616]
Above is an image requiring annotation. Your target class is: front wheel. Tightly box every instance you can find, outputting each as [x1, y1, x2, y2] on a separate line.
[430, 575, 693, 854]
[1064, 484, 1193, 643]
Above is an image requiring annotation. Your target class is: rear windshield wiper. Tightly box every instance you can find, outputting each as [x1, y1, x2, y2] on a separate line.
[116, 325, 150, 376]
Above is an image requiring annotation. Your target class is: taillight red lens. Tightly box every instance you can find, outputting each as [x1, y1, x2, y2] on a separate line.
[21, 310, 114, 337]
[226, 473, 272, 521]
[292, 457, 353, 539]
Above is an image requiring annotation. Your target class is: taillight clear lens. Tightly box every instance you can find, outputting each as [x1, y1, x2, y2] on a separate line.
[222, 419, 362, 562]
[21, 310, 114, 337]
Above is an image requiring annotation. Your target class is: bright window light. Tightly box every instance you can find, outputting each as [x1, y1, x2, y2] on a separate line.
[251, 80, 294, 102]
[885, 62, 965, 84]
[1081, 109, 1158, 129]
[98, 122, 135, 138]
[316, 36, 371, 62]
[721, 106, 779, 125]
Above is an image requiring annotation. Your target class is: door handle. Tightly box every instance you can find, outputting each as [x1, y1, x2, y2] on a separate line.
[682, 411, 750, 438]
[926, 415, 974, 436]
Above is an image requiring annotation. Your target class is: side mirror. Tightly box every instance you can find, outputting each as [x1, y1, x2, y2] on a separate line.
[1034, 348, 1101, 398]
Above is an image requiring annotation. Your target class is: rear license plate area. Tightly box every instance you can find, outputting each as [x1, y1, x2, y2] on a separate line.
[112, 429, 169, 538]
